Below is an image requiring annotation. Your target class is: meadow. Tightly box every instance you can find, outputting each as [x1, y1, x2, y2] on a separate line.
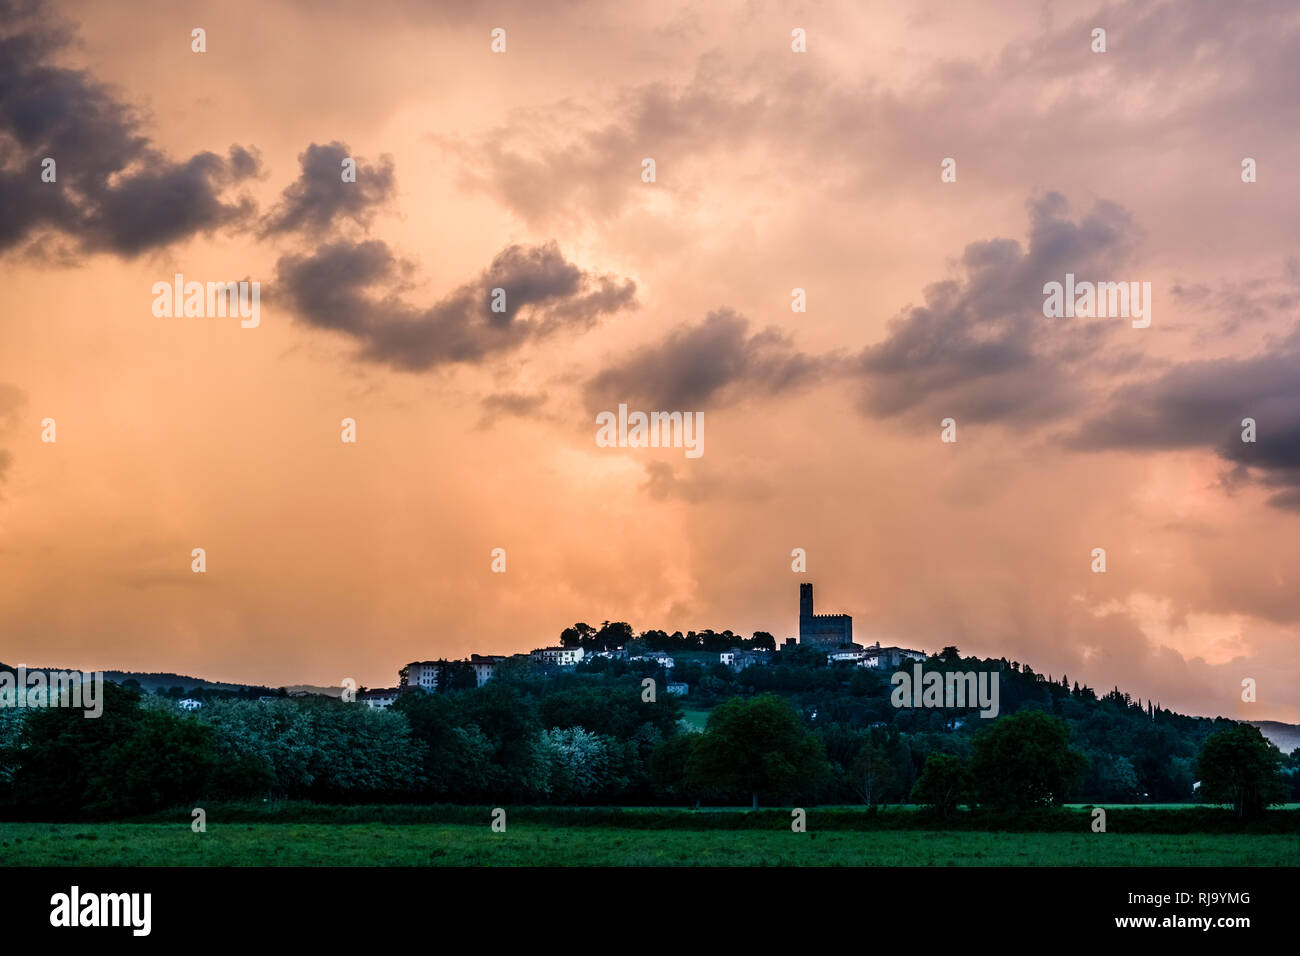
[1, 820, 1296, 866]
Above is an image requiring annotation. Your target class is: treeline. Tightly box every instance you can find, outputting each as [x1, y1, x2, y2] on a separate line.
[121, 679, 288, 702]
[1, 647, 1296, 820]
[0, 678, 684, 820]
[559, 621, 776, 653]
[0, 685, 419, 819]
[582, 643, 1298, 806]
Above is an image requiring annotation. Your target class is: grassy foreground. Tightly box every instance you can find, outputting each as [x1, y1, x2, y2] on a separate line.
[2, 822, 1296, 866]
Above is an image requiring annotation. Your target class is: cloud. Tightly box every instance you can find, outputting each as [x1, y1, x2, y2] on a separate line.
[582, 194, 1142, 420]
[478, 390, 549, 429]
[260, 141, 395, 237]
[585, 307, 828, 411]
[0, 380, 25, 489]
[1171, 264, 1300, 337]
[640, 460, 772, 504]
[439, 66, 800, 227]
[443, 0, 1300, 230]
[853, 193, 1142, 426]
[274, 239, 636, 371]
[0, 382, 25, 429]
[1072, 328, 1300, 509]
[0, 0, 259, 257]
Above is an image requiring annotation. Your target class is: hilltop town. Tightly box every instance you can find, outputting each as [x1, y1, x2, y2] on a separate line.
[359, 583, 927, 707]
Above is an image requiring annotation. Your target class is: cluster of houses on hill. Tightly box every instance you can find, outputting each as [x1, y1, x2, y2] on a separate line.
[358, 584, 927, 709]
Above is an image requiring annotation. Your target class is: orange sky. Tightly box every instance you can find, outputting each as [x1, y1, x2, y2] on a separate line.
[2, 0, 1299, 721]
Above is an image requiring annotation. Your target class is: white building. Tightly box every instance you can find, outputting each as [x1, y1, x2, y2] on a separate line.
[469, 654, 506, 686]
[406, 661, 443, 691]
[723, 648, 767, 671]
[827, 649, 867, 664]
[530, 646, 586, 667]
[861, 642, 927, 668]
[360, 687, 400, 709]
[177, 698, 202, 711]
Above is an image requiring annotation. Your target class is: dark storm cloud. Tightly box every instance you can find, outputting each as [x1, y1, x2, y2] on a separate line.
[274, 240, 636, 371]
[260, 141, 395, 237]
[583, 307, 829, 411]
[853, 193, 1141, 425]
[0, 0, 259, 257]
[1072, 332, 1300, 510]
[583, 194, 1141, 418]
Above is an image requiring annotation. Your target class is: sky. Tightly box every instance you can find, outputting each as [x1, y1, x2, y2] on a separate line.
[1, 0, 1298, 721]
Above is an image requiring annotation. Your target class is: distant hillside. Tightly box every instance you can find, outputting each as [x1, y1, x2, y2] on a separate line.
[284, 685, 345, 698]
[100, 671, 255, 692]
[1, 664, 261, 694]
[0, 662, 345, 697]
[1251, 721, 1300, 755]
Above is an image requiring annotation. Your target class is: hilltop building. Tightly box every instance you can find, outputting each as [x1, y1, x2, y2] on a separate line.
[404, 661, 443, 691]
[469, 654, 506, 687]
[862, 642, 927, 668]
[722, 648, 768, 671]
[798, 583, 853, 648]
[530, 646, 585, 667]
[401, 654, 508, 692]
[360, 687, 400, 709]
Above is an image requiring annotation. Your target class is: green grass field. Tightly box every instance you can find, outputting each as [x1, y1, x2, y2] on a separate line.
[679, 707, 711, 730]
[2, 822, 1296, 866]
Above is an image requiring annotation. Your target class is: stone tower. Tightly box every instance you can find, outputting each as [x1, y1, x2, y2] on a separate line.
[798, 583, 853, 647]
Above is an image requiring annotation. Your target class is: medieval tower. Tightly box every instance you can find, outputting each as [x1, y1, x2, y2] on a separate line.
[798, 583, 853, 647]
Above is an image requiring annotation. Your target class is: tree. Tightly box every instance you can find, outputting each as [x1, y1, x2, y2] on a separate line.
[11, 682, 218, 818]
[535, 727, 621, 801]
[594, 621, 634, 651]
[86, 709, 216, 816]
[447, 682, 548, 798]
[911, 753, 970, 817]
[1083, 751, 1140, 802]
[439, 660, 478, 692]
[0, 708, 25, 790]
[969, 710, 1087, 809]
[686, 694, 830, 809]
[539, 685, 679, 740]
[849, 737, 895, 807]
[560, 623, 596, 648]
[196, 697, 425, 799]
[394, 691, 492, 798]
[1196, 725, 1287, 818]
[649, 733, 700, 803]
